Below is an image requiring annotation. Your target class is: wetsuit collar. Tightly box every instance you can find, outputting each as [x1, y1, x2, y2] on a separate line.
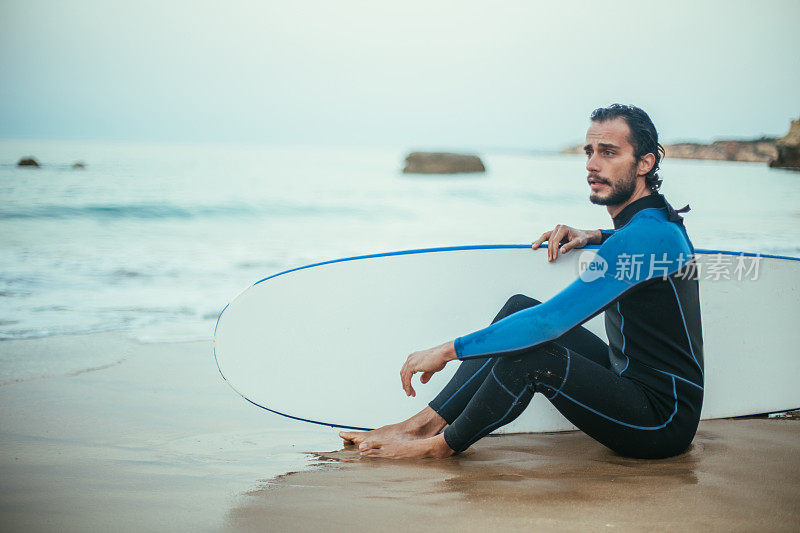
[612, 193, 690, 229]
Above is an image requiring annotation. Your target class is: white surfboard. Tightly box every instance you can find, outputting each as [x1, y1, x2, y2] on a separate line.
[213, 245, 800, 433]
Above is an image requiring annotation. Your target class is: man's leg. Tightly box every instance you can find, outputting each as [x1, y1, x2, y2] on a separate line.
[341, 294, 540, 445]
[428, 294, 610, 424]
[441, 341, 696, 458]
[358, 294, 695, 459]
[347, 293, 608, 450]
[361, 342, 691, 459]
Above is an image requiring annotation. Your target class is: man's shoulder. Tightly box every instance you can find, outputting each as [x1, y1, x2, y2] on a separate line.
[595, 208, 695, 286]
[606, 208, 691, 253]
[621, 204, 672, 230]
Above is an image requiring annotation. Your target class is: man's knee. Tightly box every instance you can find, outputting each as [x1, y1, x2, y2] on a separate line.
[490, 355, 531, 394]
[495, 294, 541, 322]
[491, 344, 570, 392]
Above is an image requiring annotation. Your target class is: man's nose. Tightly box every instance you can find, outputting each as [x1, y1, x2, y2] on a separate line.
[586, 153, 600, 173]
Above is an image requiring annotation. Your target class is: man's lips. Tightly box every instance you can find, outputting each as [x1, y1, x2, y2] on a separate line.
[587, 176, 609, 187]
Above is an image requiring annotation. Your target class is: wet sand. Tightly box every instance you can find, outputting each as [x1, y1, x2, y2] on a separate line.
[0, 333, 798, 531]
[229, 417, 800, 532]
[0, 333, 342, 532]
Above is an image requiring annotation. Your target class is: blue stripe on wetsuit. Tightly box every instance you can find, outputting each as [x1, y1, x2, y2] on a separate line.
[454, 207, 694, 360]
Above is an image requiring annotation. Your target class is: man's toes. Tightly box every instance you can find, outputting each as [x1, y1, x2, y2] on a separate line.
[359, 440, 380, 451]
[341, 431, 367, 444]
[360, 444, 390, 457]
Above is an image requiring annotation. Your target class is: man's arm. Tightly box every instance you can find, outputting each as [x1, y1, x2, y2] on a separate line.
[458, 214, 692, 360]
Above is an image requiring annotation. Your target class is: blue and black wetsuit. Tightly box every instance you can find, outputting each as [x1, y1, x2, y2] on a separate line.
[428, 193, 704, 459]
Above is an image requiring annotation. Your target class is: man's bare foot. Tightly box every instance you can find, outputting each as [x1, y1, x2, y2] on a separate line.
[339, 406, 446, 446]
[358, 433, 455, 459]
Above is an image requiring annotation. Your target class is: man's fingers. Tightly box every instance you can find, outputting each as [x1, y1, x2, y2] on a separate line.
[420, 371, 433, 384]
[402, 372, 414, 396]
[404, 372, 416, 397]
[548, 226, 561, 261]
[400, 359, 416, 396]
[559, 239, 576, 254]
[400, 363, 410, 395]
[542, 227, 554, 259]
[549, 226, 568, 262]
[531, 231, 551, 250]
[560, 237, 586, 255]
[534, 225, 588, 260]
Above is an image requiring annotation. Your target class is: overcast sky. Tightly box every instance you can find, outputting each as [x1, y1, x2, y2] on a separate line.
[1, 0, 798, 149]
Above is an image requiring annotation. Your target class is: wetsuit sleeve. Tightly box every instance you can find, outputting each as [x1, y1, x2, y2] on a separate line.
[599, 229, 615, 243]
[454, 214, 694, 360]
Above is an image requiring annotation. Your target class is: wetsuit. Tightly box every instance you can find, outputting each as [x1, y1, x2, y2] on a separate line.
[428, 193, 704, 459]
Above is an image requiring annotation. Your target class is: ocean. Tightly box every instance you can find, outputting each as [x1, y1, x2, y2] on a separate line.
[1, 139, 799, 382]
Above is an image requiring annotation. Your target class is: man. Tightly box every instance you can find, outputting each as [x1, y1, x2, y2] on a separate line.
[341, 104, 703, 460]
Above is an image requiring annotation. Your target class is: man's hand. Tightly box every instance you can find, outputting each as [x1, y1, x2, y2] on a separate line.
[400, 341, 458, 397]
[532, 225, 602, 262]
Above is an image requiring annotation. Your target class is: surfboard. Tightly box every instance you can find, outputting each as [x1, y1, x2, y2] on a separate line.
[213, 245, 800, 433]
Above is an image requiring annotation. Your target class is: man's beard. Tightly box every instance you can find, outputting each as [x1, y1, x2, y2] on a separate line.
[589, 162, 638, 206]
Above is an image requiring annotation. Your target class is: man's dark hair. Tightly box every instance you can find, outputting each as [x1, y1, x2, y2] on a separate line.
[590, 104, 665, 192]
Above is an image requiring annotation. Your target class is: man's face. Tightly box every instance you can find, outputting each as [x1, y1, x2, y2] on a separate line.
[584, 118, 640, 206]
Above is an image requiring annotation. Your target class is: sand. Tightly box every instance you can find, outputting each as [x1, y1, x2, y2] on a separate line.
[0, 333, 342, 532]
[230, 416, 800, 532]
[1, 333, 798, 532]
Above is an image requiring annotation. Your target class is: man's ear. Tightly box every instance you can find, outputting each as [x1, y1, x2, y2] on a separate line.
[638, 152, 656, 177]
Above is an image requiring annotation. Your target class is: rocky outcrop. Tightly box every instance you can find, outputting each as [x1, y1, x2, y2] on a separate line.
[769, 118, 800, 170]
[664, 139, 777, 162]
[562, 138, 779, 163]
[403, 152, 486, 174]
[17, 156, 40, 167]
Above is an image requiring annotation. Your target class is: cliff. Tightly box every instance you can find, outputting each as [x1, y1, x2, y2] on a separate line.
[561, 138, 779, 163]
[769, 118, 800, 170]
[664, 139, 777, 163]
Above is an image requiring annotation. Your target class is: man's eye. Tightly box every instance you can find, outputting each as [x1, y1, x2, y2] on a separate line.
[604, 150, 614, 156]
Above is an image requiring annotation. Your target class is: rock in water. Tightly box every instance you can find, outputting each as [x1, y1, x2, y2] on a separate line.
[770, 118, 800, 171]
[17, 156, 40, 167]
[403, 152, 486, 174]
[72, 161, 87, 170]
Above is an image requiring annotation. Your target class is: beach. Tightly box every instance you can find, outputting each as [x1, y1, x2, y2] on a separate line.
[0, 333, 342, 531]
[234, 419, 800, 532]
[1, 333, 798, 532]
[3, 1, 800, 530]
[2, 145, 799, 531]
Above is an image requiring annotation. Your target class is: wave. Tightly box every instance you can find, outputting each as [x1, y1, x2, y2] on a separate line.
[0, 202, 383, 220]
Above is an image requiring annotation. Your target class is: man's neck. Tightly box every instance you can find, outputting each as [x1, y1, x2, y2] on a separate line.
[606, 185, 652, 219]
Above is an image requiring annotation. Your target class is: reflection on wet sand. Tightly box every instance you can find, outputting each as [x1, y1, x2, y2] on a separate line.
[227, 417, 799, 531]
